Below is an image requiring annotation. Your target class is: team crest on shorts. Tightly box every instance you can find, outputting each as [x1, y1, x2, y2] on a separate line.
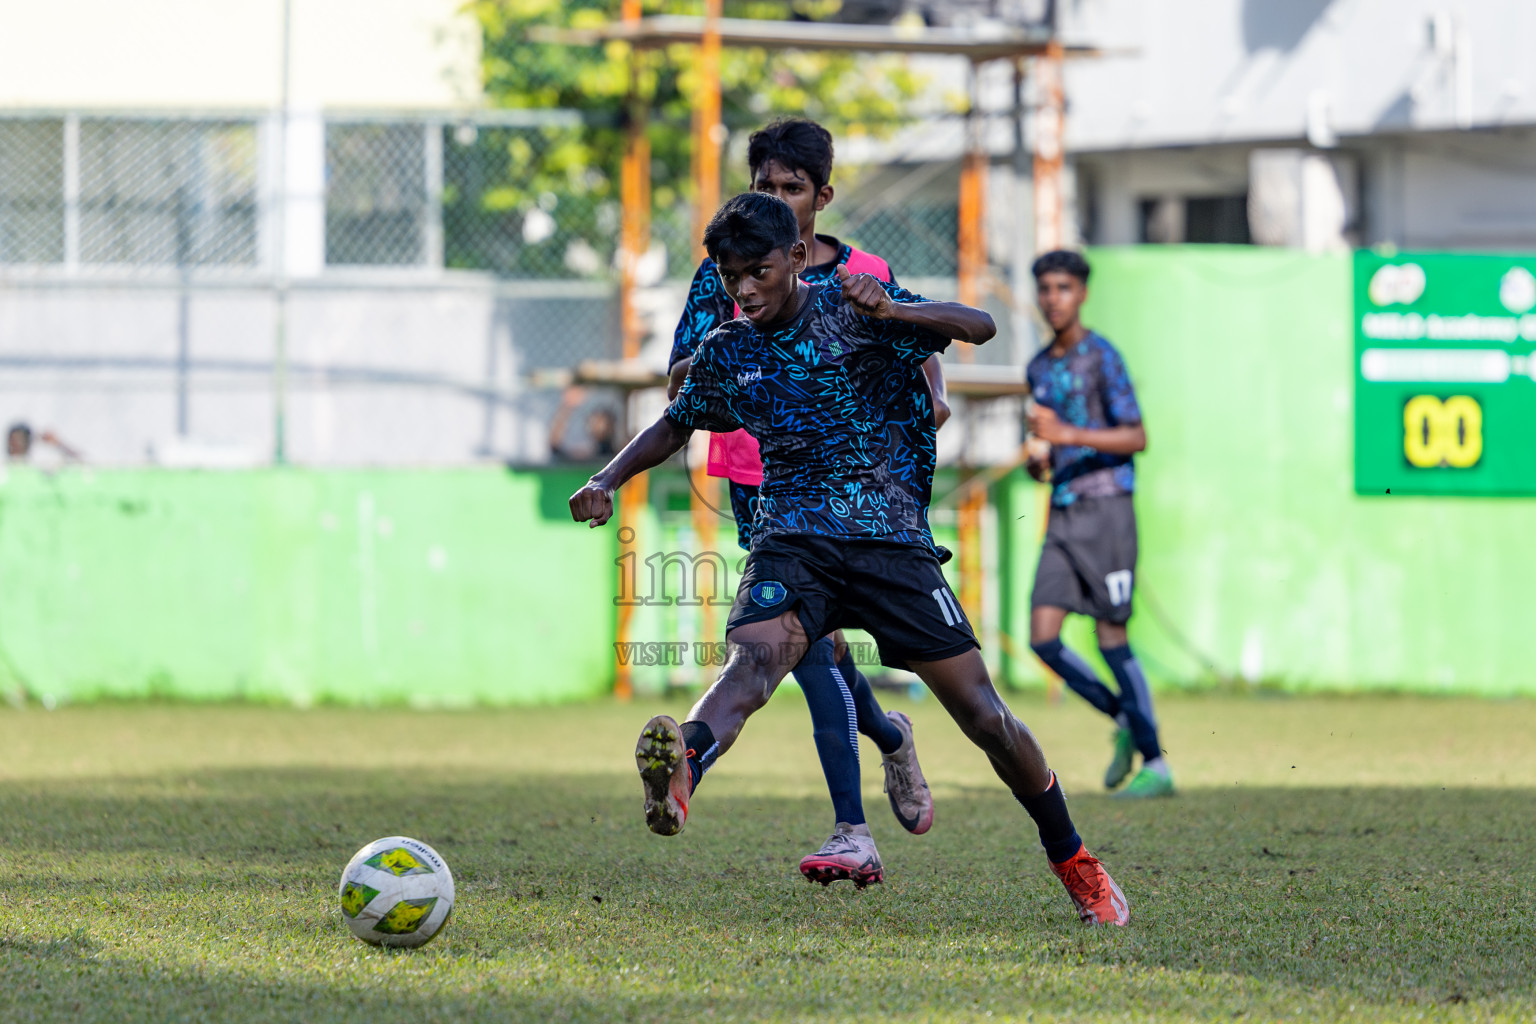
[750, 581, 788, 607]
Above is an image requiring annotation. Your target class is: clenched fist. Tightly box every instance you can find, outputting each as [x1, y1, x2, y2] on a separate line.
[569, 480, 615, 528]
[837, 264, 894, 319]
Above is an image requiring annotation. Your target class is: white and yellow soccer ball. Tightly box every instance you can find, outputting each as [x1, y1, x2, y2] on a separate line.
[338, 836, 455, 948]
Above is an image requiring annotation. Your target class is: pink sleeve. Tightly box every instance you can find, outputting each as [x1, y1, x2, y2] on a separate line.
[842, 248, 892, 282]
[706, 429, 764, 486]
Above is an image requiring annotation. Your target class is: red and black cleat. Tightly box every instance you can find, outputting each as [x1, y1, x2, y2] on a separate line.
[798, 826, 884, 888]
[634, 715, 690, 836]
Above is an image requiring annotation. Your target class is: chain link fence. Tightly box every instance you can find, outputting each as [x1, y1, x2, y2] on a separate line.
[0, 110, 997, 467]
[0, 109, 977, 287]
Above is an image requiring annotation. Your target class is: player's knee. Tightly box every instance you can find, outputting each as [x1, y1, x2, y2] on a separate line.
[959, 702, 1020, 754]
[706, 672, 772, 726]
[1030, 637, 1064, 662]
[1095, 622, 1128, 649]
[722, 639, 789, 696]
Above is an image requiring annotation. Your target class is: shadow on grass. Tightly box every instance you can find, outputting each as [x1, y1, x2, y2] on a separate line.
[1, 769, 1533, 1021]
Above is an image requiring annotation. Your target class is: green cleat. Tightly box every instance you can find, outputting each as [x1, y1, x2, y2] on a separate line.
[1114, 766, 1175, 799]
[1103, 728, 1135, 790]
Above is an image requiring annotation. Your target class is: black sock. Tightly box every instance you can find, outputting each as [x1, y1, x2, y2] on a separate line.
[679, 720, 718, 794]
[798, 637, 865, 826]
[1100, 644, 1162, 762]
[838, 647, 903, 754]
[1031, 638, 1121, 718]
[1017, 771, 1083, 864]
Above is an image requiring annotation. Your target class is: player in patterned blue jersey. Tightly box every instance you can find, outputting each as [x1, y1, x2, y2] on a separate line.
[668, 120, 944, 879]
[1025, 249, 1173, 799]
[572, 195, 1129, 925]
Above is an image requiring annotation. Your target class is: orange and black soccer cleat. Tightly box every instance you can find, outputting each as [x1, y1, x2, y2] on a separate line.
[635, 715, 690, 836]
[1049, 847, 1130, 926]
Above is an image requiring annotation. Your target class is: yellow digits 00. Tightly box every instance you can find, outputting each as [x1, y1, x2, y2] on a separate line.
[1402, 395, 1482, 469]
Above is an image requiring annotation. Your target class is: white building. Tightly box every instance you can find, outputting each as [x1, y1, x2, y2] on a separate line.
[842, 0, 1535, 256]
[0, 1, 614, 467]
[1063, 0, 1536, 250]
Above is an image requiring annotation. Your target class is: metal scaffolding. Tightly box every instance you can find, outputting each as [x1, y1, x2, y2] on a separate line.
[537, 13, 1097, 696]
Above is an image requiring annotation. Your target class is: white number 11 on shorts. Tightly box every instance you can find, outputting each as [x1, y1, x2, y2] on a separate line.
[931, 587, 965, 626]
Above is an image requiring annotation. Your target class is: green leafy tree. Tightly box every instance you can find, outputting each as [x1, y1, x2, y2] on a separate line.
[453, 0, 926, 278]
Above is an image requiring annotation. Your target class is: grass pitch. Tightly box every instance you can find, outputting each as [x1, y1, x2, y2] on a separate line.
[1, 692, 1533, 1022]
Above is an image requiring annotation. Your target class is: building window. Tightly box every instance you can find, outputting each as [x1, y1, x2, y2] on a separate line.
[326, 123, 428, 266]
[0, 117, 259, 268]
[0, 119, 64, 264]
[80, 120, 259, 266]
[1138, 193, 1251, 245]
[1185, 195, 1251, 244]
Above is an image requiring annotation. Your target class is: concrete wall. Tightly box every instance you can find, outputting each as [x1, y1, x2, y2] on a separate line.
[0, 279, 619, 467]
[0, 467, 613, 705]
[3, 249, 1534, 703]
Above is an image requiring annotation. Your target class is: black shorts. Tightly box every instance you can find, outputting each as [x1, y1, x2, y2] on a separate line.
[1031, 494, 1138, 624]
[726, 534, 979, 670]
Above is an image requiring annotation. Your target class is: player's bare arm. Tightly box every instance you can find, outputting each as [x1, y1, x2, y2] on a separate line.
[569, 416, 692, 527]
[837, 265, 995, 345]
[921, 356, 951, 428]
[1027, 404, 1146, 455]
[667, 356, 692, 400]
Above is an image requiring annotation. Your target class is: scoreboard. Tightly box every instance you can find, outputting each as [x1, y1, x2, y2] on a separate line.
[1354, 250, 1536, 496]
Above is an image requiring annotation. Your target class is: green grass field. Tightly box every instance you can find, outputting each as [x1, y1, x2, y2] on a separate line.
[2, 692, 1533, 1022]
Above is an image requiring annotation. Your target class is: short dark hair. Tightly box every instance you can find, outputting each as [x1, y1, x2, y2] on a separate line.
[747, 119, 835, 193]
[702, 192, 800, 265]
[6, 423, 31, 443]
[1031, 249, 1091, 283]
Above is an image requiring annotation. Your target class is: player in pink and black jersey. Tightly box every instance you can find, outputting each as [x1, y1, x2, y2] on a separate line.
[665, 120, 949, 884]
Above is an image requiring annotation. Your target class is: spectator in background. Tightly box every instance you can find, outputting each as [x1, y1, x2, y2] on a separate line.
[6, 423, 31, 460]
[548, 387, 620, 463]
[7, 422, 82, 465]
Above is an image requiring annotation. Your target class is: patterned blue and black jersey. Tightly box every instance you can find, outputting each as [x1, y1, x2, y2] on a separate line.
[666, 282, 949, 545]
[1026, 331, 1142, 507]
[668, 236, 881, 370]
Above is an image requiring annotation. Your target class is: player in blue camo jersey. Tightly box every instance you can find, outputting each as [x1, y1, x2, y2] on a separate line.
[1024, 249, 1174, 799]
[667, 119, 947, 879]
[572, 195, 1130, 925]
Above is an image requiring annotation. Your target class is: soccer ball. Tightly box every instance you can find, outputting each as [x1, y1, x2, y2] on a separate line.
[338, 836, 455, 948]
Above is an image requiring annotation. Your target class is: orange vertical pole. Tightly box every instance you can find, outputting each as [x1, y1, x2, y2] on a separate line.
[619, 0, 650, 362]
[955, 61, 986, 635]
[956, 60, 986, 365]
[614, 0, 649, 700]
[687, 0, 724, 672]
[615, 473, 649, 701]
[1032, 37, 1065, 255]
[957, 482, 986, 632]
[691, 0, 723, 262]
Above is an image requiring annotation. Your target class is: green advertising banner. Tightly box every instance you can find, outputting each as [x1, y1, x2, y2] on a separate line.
[1354, 250, 1536, 495]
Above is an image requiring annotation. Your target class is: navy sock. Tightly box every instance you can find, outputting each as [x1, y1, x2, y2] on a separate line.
[1100, 644, 1162, 762]
[1031, 638, 1121, 718]
[838, 647, 903, 754]
[1017, 772, 1083, 864]
[797, 637, 865, 826]
[678, 720, 718, 794]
